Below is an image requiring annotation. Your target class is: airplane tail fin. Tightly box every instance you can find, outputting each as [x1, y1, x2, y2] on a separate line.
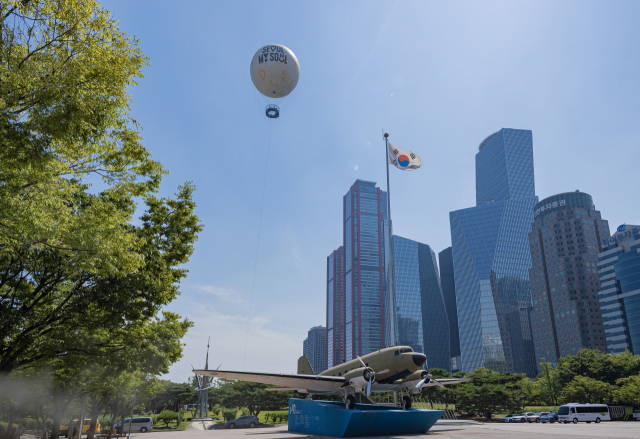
[297, 355, 315, 375]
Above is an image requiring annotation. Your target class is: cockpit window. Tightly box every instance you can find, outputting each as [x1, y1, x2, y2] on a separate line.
[395, 350, 399, 356]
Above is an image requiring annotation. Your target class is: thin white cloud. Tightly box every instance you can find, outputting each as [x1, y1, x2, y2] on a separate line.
[190, 285, 244, 303]
[165, 305, 304, 381]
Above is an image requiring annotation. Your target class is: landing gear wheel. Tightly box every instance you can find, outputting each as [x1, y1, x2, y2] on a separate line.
[573, 418, 578, 424]
[401, 395, 412, 410]
[595, 418, 601, 423]
[345, 395, 356, 410]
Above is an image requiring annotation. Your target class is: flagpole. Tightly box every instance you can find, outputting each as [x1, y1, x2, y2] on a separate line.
[384, 132, 397, 347]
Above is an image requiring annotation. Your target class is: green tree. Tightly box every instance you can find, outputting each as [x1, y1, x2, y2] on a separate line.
[1, 183, 201, 374]
[536, 361, 562, 405]
[454, 368, 524, 420]
[156, 410, 177, 428]
[559, 376, 612, 404]
[217, 382, 293, 417]
[554, 349, 640, 388]
[0, 0, 163, 265]
[614, 374, 640, 406]
[0, 0, 203, 376]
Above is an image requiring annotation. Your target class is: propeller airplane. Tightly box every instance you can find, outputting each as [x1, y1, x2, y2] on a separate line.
[193, 346, 470, 410]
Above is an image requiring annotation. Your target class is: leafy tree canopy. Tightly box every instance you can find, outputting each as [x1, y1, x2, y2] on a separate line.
[1, 184, 201, 373]
[559, 376, 612, 404]
[454, 368, 526, 420]
[614, 374, 640, 406]
[1, 0, 164, 272]
[210, 381, 294, 417]
[554, 349, 640, 388]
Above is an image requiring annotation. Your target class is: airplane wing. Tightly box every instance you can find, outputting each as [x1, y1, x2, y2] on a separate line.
[193, 369, 346, 393]
[424, 378, 472, 387]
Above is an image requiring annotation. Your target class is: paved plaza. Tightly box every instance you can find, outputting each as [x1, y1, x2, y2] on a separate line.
[112, 421, 640, 439]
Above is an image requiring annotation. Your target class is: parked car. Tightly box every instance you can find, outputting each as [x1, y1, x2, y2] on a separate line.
[224, 415, 259, 429]
[540, 412, 558, 423]
[114, 417, 153, 433]
[59, 419, 101, 437]
[511, 412, 535, 423]
[527, 412, 550, 423]
[500, 415, 515, 423]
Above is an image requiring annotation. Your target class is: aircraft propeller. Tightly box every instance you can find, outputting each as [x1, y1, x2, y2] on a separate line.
[415, 371, 445, 389]
[357, 357, 388, 396]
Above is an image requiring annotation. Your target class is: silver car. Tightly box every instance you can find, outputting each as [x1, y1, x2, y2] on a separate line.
[117, 417, 153, 433]
[224, 415, 259, 429]
[527, 412, 550, 423]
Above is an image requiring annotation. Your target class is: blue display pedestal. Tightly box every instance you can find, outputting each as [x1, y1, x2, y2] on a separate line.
[288, 398, 444, 437]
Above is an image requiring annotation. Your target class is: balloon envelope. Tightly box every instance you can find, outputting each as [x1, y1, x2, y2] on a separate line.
[250, 44, 299, 98]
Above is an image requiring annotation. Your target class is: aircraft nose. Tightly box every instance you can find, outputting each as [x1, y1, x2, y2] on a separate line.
[412, 353, 427, 367]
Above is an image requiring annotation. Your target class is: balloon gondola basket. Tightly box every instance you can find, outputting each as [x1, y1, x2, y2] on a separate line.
[265, 104, 280, 119]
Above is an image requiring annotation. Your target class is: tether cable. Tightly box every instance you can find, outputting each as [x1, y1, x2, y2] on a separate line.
[243, 118, 273, 370]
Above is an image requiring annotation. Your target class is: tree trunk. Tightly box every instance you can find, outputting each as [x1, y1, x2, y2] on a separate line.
[86, 398, 104, 439]
[7, 405, 15, 433]
[51, 410, 63, 439]
[50, 393, 72, 439]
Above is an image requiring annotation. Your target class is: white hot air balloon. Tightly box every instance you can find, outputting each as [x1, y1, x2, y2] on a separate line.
[250, 44, 299, 118]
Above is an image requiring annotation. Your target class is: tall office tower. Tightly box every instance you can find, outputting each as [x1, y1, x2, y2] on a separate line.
[439, 247, 461, 372]
[344, 180, 388, 360]
[597, 224, 640, 354]
[528, 192, 609, 365]
[449, 128, 538, 377]
[303, 326, 327, 373]
[392, 236, 450, 371]
[327, 247, 345, 367]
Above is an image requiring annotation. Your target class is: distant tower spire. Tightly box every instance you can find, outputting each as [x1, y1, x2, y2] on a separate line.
[205, 336, 210, 370]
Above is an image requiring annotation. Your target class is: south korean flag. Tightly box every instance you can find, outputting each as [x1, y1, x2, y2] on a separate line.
[388, 143, 421, 171]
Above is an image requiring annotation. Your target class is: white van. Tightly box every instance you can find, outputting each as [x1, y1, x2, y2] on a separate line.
[117, 417, 153, 433]
[558, 404, 610, 424]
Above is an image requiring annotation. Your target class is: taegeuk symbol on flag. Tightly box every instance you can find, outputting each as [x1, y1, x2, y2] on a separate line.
[388, 143, 421, 171]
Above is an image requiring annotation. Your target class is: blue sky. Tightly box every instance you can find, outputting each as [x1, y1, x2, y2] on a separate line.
[102, 0, 640, 381]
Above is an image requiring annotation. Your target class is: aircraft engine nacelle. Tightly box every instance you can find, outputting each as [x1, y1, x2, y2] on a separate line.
[406, 370, 430, 384]
[344, 367, 375, 389]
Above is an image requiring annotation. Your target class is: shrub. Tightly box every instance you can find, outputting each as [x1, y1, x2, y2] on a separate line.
[156, 410, 177, 427]
[0, 424, 6, 434]
[222, 409, 237, 422]
[240, 407, 249, 416]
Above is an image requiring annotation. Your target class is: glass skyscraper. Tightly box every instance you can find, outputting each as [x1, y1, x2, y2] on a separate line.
[327, 247, 345, 367]
[344, 180, 388, 360]
[303, 326, 327, 373]
[392, 236, 450, 371]
[439, 247, 461, 372]
[449, 128, 538, 377]
[528, 192, 609, 365]
[598, 224, 640, 354]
